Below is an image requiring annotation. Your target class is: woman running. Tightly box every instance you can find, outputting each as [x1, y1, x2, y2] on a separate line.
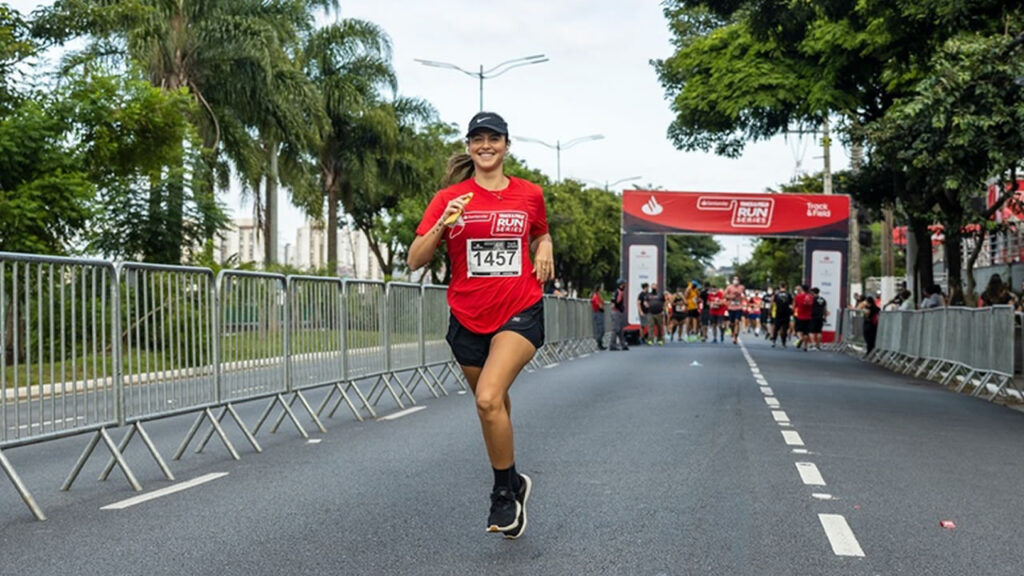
[407, 111, 553, 540]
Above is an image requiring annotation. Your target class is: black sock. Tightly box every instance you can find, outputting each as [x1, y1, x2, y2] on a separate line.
[493, 464, 519, 491]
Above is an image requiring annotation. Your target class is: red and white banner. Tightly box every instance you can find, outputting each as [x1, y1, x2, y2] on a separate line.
[623, 190, 850, 238]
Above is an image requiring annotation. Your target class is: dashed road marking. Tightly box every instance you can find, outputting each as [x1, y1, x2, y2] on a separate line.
[377, 406, 427, 421]
[102, 473, 228, 510]
[819, 514, 865, 557]
[760, 386, 774, 396]
[782, 430, 805, 446]
[765, 397, 780, 407]
[796, 462, 827, 486]
[772, 410, 790, 423]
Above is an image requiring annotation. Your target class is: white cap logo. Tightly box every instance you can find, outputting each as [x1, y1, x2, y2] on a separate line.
[641, 196, 663, 216]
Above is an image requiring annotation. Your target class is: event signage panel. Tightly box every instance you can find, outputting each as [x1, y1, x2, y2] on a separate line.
[623, 190, 850, 238]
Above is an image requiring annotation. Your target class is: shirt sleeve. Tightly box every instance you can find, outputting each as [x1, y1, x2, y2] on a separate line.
[415, 190, 448, 236]
[530, 186, 549, 238]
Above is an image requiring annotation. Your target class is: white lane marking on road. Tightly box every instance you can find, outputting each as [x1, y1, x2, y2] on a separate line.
[813, 493, 835, 500]
[15, 416, 87, 430]
[796, 462, 827, 486]
[377, 406, 427, 421]
[782, 430, 805, 446]
[543, 363, 560, 369]
[792, 448, 810, 454]
[760, 386, 774, 396]
[772, 410, 790, 423]
[307, 439, 322, 445]
[819, 514, 865, 557]
[101, 473, 229, 510]
[765, 397, 780, 408]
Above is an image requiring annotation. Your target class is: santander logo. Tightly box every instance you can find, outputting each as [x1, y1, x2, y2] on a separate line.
[641, 196, 664, 216]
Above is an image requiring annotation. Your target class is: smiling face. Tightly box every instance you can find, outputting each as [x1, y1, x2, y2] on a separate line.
[467, 130, 508, 173]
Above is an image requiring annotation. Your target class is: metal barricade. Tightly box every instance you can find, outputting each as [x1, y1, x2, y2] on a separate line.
[82, 263, 217, 491]
[0, 253, 124, 519]
[420, 285, 464, 394]
[387, 283, 436, 401]
[344, 280, 405, 412]
[176, 270, 288, 462]
[260, 276, 342, 436]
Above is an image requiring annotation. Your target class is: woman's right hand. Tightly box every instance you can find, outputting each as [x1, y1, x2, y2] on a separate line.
[441, 193, 473, 226]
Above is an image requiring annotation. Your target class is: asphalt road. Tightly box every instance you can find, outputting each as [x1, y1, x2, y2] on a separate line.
[2, 334, 1023, 575]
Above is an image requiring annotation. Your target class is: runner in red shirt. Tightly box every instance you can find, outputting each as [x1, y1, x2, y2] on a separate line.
[407, 111, 553, 539]
[722, 276, 746, 345]
[793, 284, 814, 350]
[590, 285, 606, 350]
[708, 283, 728, 343]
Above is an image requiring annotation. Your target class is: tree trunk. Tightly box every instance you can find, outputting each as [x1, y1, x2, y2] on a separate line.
[945, 230, 966, 306]
[145, 180, 165, 263]
[263, 139, 279, 267]
[965, 228, 987, 304]
[909, 217, 935, 297]
[327, 168, 339, 276]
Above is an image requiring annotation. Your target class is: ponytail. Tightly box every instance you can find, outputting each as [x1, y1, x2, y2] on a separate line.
[442, 153, 474, 187]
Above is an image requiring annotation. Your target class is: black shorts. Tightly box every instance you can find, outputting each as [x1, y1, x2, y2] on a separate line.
[687, 309, 700, 319]
[446, 298, 545, 368]
[794, 318, 810, 333]
[728, 310, 743, 322]
[810, 317, 824, 334]
[774, 314, 791, 328]
[672, 313, 687, 322]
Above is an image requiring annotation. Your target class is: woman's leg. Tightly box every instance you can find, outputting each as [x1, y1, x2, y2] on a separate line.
[474, 332, 536, 469]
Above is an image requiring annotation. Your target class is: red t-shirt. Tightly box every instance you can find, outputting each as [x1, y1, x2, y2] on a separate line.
[709, 290, 727, 316]
[416, 176, 548, 334]
[794, 292, 814, 320]
[590, 292, 603, 312]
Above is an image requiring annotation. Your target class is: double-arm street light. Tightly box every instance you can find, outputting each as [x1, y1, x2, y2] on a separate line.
[516, 134, 604, 182]
[577, 175, 643, 192]
[414, 54, 549, 111]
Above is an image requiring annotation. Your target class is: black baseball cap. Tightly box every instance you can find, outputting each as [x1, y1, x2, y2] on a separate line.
[466, 111, 508, 137]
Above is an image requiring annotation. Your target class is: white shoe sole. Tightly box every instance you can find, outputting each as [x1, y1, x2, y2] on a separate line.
[503, 473, 532, 540]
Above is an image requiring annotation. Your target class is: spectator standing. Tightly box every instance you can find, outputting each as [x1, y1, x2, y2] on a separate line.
[646, 283, 667, 345]
[809, 287, 828, 350]
[920, 284, 945, 309]
[793, 284, 814, 350]
[590, 285, 605, 350]
[610, 279, 629, 351]
[979, 273, 1014, 306]
[859, 294, 881, 355]
[637, 282, 650, 344]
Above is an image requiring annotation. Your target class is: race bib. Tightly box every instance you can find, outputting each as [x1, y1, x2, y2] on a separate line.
[467, 239, 522, 277]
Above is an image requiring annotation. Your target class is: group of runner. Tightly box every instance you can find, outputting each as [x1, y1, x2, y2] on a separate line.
[636, 277, 830, 350]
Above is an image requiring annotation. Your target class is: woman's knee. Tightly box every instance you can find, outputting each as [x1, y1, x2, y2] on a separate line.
[475, 391, 507, 419]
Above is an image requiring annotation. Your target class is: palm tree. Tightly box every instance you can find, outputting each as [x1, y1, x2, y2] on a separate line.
[301, 18, 395, 275]
[35, 0, 338, 263]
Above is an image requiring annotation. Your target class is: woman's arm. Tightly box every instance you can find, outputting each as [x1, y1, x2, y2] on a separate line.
[531, 233, 554, 283]
[406, 193, 471, 271]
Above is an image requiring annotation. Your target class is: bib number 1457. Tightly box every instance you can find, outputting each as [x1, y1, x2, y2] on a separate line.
[467, 239, 521, 277]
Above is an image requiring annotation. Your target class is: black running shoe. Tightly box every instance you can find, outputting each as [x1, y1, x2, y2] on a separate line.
[487, 487, 520, 533]
[503, 474, 532, 540]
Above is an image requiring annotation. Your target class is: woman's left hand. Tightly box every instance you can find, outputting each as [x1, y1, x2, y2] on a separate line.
[534, 240, 554, 283]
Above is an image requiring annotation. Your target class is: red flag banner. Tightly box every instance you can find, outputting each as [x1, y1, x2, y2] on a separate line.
[623, 190, 850, 238]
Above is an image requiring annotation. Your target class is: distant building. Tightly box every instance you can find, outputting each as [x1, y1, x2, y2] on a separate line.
[294, 220, 383, 280]
[215, 218, 385, 280]
[214, 218, 264, 267]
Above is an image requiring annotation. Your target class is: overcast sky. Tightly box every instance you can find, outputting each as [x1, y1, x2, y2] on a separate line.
[9, 0, 850, 267]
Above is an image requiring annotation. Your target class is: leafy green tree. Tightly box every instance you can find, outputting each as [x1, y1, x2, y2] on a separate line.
[866, 33, 1024, 303]
[666, 236, 720, 291]
[0, 3, 33, 113]
[34, 0, 334, 263]
[0, 97, 91, 254]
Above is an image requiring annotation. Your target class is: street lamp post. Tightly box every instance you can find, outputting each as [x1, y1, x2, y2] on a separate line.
[516, 134, 605, 182]
[577, 175, 643, 192]
[414, 54, 549, 111]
